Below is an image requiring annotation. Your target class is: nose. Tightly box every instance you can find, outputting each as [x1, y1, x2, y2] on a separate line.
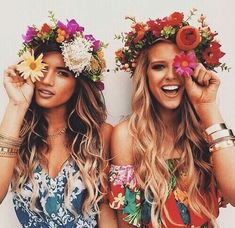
[166, 65, 177, 80]
[41, 69, 55, 86]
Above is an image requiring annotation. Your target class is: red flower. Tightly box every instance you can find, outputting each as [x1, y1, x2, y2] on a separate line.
[40, 23, 51, 33]
[176, 26, 201, 51]
[133, 23, 146, 43]
[202, 41, 225, 65]
[146, 19, 162, 37]
[167, 12, 184, 26]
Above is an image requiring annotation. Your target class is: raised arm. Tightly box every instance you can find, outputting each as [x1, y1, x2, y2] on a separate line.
[0, 65, 34, 203]
[185, 63, 235, 206]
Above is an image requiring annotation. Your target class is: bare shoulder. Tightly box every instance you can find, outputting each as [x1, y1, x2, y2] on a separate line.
[111, 119, 133, 165]
[100, 122, 113, 140]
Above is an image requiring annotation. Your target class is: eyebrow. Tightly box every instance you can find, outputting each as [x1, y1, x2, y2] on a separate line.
[149, 60, 167, 65]
[42, 63, 73, 74]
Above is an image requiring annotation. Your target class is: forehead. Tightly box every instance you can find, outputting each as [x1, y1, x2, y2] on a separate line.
[148, 42, 181, 61]
[43, 51, 66, 67]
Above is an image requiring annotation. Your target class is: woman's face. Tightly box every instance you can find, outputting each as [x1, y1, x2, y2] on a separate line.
[35, 52, 76, 110]
[147, 42, 185, 112]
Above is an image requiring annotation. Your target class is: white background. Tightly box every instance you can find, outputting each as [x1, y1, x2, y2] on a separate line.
[0, 0, 234, 227]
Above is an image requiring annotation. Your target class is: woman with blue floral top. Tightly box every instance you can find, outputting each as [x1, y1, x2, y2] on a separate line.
[109, 10, 235, 228]
[0, 13, 117, 228]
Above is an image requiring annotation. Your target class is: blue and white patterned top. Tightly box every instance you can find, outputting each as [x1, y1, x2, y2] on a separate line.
[12, 160, 97, 228]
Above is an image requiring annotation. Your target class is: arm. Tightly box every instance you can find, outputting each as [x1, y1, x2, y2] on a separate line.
[110, 120, 136, 228]
[0, 65, 34, 203]
[185, 63, 235, 206]
[98, 123, 118, 228]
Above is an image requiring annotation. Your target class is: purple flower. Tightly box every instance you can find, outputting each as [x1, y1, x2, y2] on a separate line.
[22, 26, 37, 43]
[57, 20, 67, 31]
[66, 19, 84, 35]
[85, 34, 100, 51]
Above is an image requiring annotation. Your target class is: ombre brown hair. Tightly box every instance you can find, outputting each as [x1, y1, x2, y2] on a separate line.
[128, 41, 218, 227]
[12, 42, 107, 216]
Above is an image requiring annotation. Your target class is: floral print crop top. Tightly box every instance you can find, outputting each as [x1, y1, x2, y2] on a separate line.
[108, 160, 220, 228]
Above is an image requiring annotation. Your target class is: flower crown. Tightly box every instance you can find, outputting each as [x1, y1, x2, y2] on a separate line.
[115, 9, 229, 75]
[17, 11, 106, 89]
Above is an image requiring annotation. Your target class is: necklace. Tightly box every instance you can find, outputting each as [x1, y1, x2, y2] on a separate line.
[47, 126, 67, 138]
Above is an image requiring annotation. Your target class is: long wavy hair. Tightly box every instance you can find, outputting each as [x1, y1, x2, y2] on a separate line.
[128, 42, 217, 227]
[12, 42, 107, 216]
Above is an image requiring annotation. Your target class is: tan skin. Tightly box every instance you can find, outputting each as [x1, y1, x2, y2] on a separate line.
[111, 42, 235, 227]
[0, 52, 118, 227]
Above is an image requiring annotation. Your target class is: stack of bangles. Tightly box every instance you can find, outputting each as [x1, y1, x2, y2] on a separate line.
[204, 123, 235, 153]
[0, 133, 22, 158]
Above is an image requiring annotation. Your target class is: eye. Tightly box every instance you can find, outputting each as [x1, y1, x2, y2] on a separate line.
[57, 70, 70, 77]
[151, 64, 165, 71]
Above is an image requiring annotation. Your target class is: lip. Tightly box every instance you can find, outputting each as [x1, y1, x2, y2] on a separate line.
[161, 84, 182, 98]
[37, 88, 55, 98]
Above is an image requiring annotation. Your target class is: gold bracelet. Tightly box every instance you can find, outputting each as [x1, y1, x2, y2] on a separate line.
[205, 123, 227, 135]
[209, 139, 235, 153]
[0, 146, 18, 158]
[0, 133, 22, 147]
[206, 129, 234, 144]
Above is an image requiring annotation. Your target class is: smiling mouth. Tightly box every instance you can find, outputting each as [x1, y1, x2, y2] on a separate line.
[161, 85, 180, 96]
[38, 89, 55, 97]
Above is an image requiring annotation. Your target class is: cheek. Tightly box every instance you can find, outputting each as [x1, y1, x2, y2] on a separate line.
[58, 80, 76, 100]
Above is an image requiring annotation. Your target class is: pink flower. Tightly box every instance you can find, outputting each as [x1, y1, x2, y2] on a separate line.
[173, 51, 198, 77]
[22, 26, 37, 43]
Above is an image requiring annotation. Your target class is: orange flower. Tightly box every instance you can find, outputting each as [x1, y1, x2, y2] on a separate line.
[176, 26, 201, 51]
[115, 49, 124, 61]
[133, 23, 146, 43]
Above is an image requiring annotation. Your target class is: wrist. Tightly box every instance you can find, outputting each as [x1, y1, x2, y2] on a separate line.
[194, 103, 224, 128]
[8, 100, 30, 111]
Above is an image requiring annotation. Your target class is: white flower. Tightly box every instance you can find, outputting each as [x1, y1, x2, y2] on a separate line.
[61, 36, 93, 76]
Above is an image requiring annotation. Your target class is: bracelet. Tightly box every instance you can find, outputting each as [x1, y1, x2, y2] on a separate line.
[0, 146, 18, 158]
[0, 133, 22, 147]
[209, 139, 235, 153]
[205, 123, 227, 135]
[206, 129, 234, 144]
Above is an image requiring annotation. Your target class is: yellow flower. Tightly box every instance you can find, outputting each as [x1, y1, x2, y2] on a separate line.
[17, 51, 47, 82]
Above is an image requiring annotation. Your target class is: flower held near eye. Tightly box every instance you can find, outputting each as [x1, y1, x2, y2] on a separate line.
[17, 51, 47, 82]
[173, 52, 198, 77]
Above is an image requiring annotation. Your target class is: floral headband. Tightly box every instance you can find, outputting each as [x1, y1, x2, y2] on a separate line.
[17, 11, 106, 90]
[115, 9, 229, 76]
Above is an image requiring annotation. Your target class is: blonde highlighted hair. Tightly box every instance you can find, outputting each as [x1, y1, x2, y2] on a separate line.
[12, 74, 107, 217]
[128, 45, 218, 227]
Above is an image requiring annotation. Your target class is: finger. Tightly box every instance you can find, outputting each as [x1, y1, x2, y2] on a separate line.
[197, 68, 207, 86]
[202, 71, 214, 87]
[8, 65, 18, 71]
[184, 74, 194, 91]
[4, 68, 17, 77]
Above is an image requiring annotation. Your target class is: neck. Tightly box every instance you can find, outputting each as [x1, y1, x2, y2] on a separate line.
[43, 107, 67, 132]
[158, 107, 180, 132]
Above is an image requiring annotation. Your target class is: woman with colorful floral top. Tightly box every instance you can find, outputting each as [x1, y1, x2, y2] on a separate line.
[109, 10, 235, 228]
[0, 13, 117, 227]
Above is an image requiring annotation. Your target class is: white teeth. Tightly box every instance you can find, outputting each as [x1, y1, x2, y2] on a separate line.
[162, 85, 179, 91]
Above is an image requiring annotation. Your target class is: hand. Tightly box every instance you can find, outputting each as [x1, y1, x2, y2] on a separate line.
[3, 65, 34, 108]
[184, 63, 220, 106]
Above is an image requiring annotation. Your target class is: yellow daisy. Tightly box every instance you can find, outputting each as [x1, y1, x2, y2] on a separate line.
[17, 51, 47, 82]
